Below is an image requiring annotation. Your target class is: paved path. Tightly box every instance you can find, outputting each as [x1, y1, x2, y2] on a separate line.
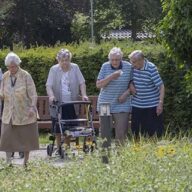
[0, 146, 82, 167]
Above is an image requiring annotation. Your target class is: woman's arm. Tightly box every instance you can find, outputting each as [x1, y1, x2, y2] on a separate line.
[46, 68, 55, 103]
[26, 74, 37, 108]
[80, 83, 88, 101]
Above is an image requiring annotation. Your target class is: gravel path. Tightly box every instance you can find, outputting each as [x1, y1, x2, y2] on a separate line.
[0, 146, 80, 167]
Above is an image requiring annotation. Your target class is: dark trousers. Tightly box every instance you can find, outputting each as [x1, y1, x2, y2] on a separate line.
[131, 107, 163, 138]
[52, 104, 77, 134]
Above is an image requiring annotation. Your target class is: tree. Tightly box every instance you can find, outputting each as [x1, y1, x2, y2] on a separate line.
[92, 0, 162, 41]
[94, 0, 124, 42]
[71, 12, 90, 43]
[117, 0, 162, 40]
[0, 0, 74, 48]
[159, 0, 192, 68]
[0, 0, 15, 49]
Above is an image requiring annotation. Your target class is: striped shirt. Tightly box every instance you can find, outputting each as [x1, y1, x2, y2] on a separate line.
[132, 60, 163, 108]
[97, 61, 132, 113]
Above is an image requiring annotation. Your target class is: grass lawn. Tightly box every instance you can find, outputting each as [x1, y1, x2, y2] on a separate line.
[39, 133, 50, 145]
[0, 136, 192, 192]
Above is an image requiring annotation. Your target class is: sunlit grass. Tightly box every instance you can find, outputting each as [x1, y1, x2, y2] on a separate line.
[1, 134, 192, 191]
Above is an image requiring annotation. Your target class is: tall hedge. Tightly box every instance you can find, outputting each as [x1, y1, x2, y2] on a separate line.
[1, 40, 192, 132]
[0, 40, 164, 95]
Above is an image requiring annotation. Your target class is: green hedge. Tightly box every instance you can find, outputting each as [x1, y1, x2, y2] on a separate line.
[0, 40, 192, 131]
[0, 40, 165, 95]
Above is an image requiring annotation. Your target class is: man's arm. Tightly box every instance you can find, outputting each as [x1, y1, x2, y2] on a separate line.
[156, 84, 165, 116]
[96, 70, 121, 89]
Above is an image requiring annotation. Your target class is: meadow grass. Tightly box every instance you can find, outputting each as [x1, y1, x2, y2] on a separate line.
[0, 134, 192, 192]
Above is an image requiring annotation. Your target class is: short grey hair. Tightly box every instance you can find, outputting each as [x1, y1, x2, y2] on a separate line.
[108, 47, 123, 60]
[5, 52, 21, 66]
[129, 50, 144, 60]
[56, 48, 72, 61]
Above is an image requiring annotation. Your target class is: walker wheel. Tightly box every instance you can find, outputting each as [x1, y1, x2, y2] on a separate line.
[59, 147, 65, 159]
[47, 144, 54, 156]
[19, 152, 24, 158]
[83, 144, 90, 153]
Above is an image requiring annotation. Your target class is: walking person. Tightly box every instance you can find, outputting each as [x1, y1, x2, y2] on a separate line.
[97, 47, 132, 144]
[129, 50, 165, 139]
[0, 52, 39, 167]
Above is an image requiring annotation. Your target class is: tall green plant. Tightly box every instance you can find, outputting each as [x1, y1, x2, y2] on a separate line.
[159, 0, 192, 68]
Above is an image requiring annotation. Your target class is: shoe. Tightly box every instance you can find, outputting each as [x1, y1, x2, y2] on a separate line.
[19, 152, 24, 159]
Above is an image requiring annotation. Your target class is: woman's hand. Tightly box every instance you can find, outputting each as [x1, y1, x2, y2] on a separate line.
[49, 96, 55, 104]
[28, 107, 36, 118]
[82, 95, 89, 101]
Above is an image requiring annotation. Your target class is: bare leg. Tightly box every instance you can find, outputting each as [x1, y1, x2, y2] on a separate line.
[56, 134, 71, 148]
[65, 136, 71, 147]
[23, 151, 29, 166]
[56, 134, 61, 149]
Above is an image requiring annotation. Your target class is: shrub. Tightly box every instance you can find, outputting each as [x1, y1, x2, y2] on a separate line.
[0, 40, 165, 95]
[1, 40, 192, 132]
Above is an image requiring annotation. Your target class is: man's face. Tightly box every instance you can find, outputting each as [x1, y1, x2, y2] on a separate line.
[59, 57, 70, 68]
[8, 62, 19, 75]
[110, 54, 121, 69]
[130, 57, 144, 69]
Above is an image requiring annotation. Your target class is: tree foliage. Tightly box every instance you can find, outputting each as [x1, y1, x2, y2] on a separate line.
[159, 0, 192, 68]
[0, 0, 162, 47]
[0, 0, 73, 48]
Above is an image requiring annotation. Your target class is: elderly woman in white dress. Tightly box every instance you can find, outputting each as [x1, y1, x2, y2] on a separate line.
[0, 52, 39, 166]
[46, 48, 88, 152]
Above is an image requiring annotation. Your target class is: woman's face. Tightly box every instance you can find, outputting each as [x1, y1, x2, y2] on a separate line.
[59, 57, 70, 69]
[8, 62, 19, 75]
[109, 54, 122, 69]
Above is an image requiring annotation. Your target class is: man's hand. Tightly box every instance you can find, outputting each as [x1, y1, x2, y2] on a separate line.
[129, 82, 136, 95]
[118, 90, 130, 103]
[156, 102, 163, 116]
[110, 70, 122, 80]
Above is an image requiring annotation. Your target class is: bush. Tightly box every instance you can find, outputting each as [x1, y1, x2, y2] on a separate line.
[0, 40, 165, 95]
[1, 40, 192, 131]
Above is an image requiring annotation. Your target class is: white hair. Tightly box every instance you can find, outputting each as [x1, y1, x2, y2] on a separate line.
[5, 52, 21, 66]
[129, 50, 144, 60]
[108, 47, 123, 60]
[56, 48, 72, 61]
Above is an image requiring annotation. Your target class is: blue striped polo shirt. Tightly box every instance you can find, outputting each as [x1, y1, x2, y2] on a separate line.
[132, 60, 163, 108]
[97, 61, 132, 113]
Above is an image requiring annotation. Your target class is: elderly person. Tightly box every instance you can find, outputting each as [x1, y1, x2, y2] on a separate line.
[0, 52, 39, 166]
[46, 48, 88, 152]
[96, 47, 132, 144]
[129, 50, 165, 138]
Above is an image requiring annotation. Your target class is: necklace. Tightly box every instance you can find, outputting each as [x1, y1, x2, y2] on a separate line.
[10, 76, 17, 87]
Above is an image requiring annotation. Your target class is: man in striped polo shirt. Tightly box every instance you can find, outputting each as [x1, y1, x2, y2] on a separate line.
[97, 47, 132, 143]
[129, 50, 165, 138]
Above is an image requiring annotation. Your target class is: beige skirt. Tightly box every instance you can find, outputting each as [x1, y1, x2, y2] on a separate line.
[0, 122, 39, 152]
